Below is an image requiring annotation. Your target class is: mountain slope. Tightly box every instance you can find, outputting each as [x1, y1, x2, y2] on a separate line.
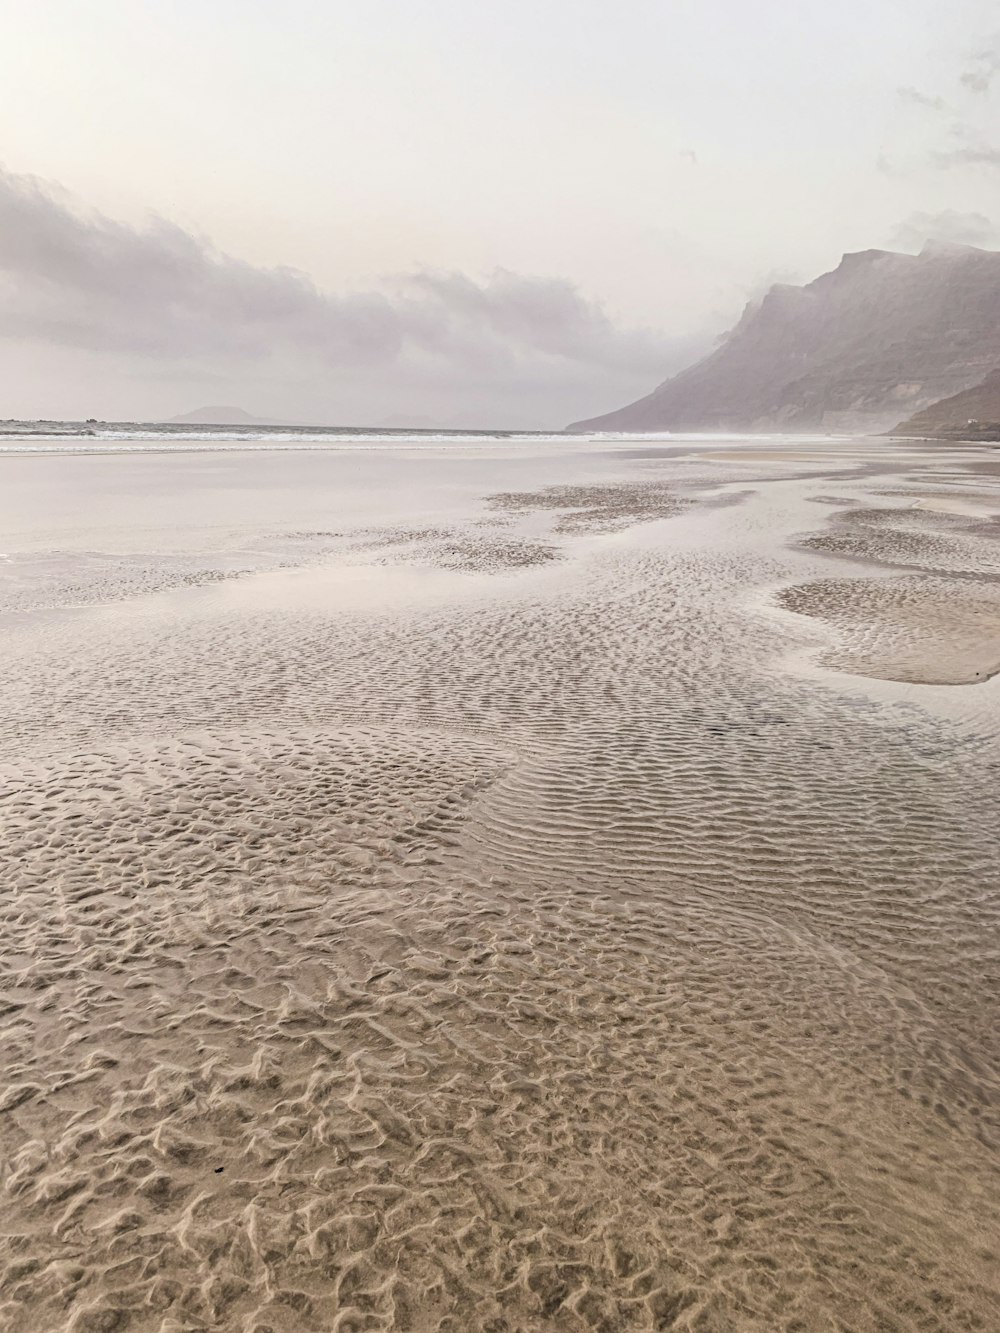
[569, 243, 1000, 433]
[891, 368, 1000, 436]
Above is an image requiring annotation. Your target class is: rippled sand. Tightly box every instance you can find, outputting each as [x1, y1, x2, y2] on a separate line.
[1, 435, 999, 1331]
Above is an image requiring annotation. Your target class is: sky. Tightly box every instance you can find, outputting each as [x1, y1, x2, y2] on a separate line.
[1, 0, 998, 427]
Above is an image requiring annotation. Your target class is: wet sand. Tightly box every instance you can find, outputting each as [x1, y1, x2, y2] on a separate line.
[1, 435, 999, 1331]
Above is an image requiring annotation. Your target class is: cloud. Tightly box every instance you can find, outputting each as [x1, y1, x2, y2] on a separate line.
[960, 37, 1000, 93]
[914, 37, 1000, 175]
[0, 166, 672, 388]
[931, 138, 1000, 169]
[396, 268, 668, 374]
[887, 209, 998, 251]
[897, 86, 947, 112]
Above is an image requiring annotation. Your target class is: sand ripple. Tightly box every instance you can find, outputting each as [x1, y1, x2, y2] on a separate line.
[1, 444, 999, 1330]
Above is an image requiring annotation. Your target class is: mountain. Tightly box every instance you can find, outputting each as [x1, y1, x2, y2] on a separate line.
[569, 242, 1000, 434]
[891, 368, 1000, 437]
[161, 405, 290, 426]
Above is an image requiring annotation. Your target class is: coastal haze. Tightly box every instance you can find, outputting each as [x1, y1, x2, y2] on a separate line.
[3, 3, 1000, 1332]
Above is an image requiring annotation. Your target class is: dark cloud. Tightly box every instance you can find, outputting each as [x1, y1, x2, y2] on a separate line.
[0, 169, 398, 360]
[887, 209, 998, 250]
[397, 269, 667, 374]
[0, 167, 672, 386]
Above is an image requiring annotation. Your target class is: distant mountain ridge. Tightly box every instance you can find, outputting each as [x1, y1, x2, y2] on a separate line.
[162, 405, 291, 426]
[569, 242, 1000, 434]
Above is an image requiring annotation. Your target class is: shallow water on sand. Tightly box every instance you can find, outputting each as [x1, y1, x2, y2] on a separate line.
[1, 435, 999, 1332]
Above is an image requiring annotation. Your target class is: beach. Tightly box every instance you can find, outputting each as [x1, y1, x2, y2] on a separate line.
[1, 431, 999, 1331]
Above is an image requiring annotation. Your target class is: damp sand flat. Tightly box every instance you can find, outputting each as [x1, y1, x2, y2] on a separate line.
[1, 435, 999, 1332]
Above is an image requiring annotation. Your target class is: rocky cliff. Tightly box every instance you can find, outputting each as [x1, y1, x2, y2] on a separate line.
[569, 242, 1000, 434]
[891, 368, 1000, 437]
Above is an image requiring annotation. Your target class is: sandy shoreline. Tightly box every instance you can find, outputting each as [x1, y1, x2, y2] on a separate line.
[1, 435, 999, 1331]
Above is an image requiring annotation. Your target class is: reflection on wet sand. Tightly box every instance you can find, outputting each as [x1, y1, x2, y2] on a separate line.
[1, 435, 998, 1331]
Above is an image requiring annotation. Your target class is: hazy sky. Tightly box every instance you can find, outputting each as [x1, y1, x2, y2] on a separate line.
[1, 0, 998, 426]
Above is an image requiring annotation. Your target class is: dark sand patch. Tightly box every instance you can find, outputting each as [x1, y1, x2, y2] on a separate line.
[488, 481, 684, 532]
[0, 552, 254, 613]
[778, 574, 1000, 684]
[796, 502, 1000, 579]
[430, 535, 559, 571]
[359, 525, 559, 572]
[782, 493, 1000, 682]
